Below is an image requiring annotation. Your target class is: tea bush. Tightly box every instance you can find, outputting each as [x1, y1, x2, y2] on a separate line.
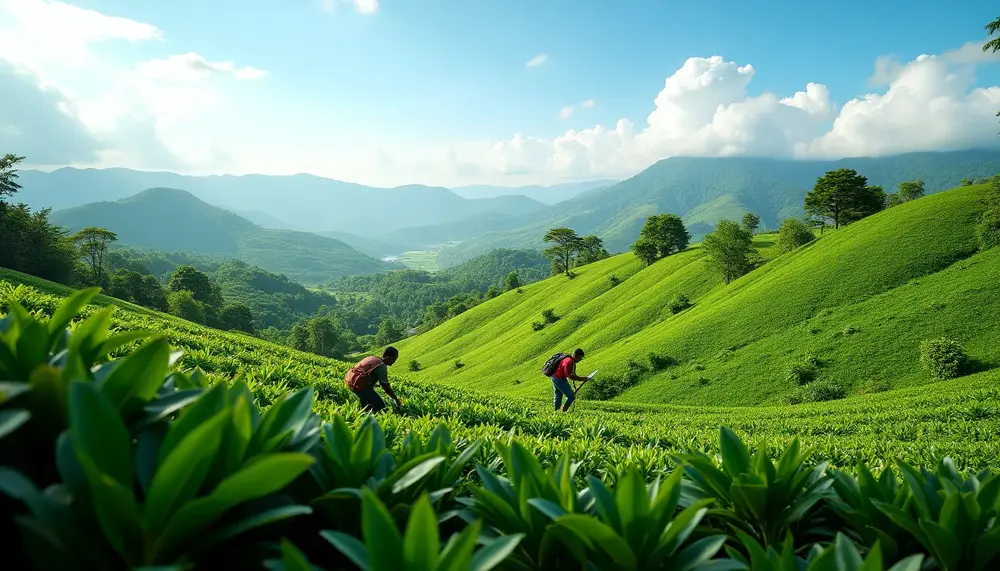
[920, 337, 970, 379]
[4, 280, 1000, 570]
[668, 293, 692, 314]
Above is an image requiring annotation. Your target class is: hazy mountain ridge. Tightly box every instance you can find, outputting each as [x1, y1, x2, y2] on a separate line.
[49, 187, 399, 284]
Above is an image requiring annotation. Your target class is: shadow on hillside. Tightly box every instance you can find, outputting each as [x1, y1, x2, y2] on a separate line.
[967, 357, 998, 376]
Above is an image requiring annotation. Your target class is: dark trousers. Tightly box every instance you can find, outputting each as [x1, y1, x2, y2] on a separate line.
[354, 385, 386, 413]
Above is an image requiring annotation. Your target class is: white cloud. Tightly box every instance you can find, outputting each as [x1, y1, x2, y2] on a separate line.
[134, 53, 268, 84]
[321, 0, 379, 15]
[526, 53, 548, 68]
[0, 0, 266, 171]
[559, 99, 598, 119]
[435, 46, 1000, 184]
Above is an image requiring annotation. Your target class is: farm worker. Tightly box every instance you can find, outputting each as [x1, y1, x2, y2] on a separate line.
[344, 346, 403, 413]
[548, 348, 587, 412]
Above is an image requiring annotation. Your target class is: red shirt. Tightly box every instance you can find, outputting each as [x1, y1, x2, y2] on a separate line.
[554, 356, 576, 379]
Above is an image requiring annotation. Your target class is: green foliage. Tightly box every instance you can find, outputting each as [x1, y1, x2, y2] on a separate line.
[805, 169, 887, 229]
[541, 308, 559, 324]
[408, 360, 421, 372]
[220, 302, 255, 334]
[167, 290, 206, 324]
[0, 203, 77, 285]
[0, 152, 25, 200]
[976, 208, 1000, 251]
[73, 227, 119, 286]
[290, 316, 351, 359]
[777, 218, 816, 253]
[504, 271, 521, 291]
[577, 235, 610, 266]
[742, 212, 761, 235]
[919, 338, 970, 379]
[169, 265, 223, 307]
[632, 213, 691, 265]
[787, 380, 846, 404]
[702, 220, 760, 284]
[108, 270, 168, 311]
[543, 227, 583, 276]
[669, 293, 692, 314]
[897, 180, 925, 202]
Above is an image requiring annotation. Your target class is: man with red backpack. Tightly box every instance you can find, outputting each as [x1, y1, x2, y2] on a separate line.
[345, 346, 403, 414]
[541, 348, 587, 412]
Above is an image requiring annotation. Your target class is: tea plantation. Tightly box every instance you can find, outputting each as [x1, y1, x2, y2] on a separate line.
[3, 240, 1000, 569]
[398, 183, 1000, 407]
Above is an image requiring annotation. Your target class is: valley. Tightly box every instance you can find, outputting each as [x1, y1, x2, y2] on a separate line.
[4, 5, 1000, 568]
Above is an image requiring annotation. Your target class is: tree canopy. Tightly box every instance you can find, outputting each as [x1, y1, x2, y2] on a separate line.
[702, 219, 760, 284]
[631, 214, 690, 265]
[73, 227, 119, 286]
[804, 169, 886, 229]
[543, 227, 583, 276]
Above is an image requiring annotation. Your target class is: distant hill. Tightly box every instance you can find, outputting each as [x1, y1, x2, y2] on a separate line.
[50, 187, 399, 284]
[399, 181, 1000, 407]
[18, 167, 549, 235]
[451, 179, 618, 204]
[438, 149, 1000, 266]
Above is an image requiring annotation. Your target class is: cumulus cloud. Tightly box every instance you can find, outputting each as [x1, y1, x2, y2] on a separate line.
[321, 0, 379, 15]
[559, 98, 598, 119]
[526, 53, 548, 68]
[0, 59, 100, 164]
[0, 0, 265, 172]
[439, 45, 1000, 184]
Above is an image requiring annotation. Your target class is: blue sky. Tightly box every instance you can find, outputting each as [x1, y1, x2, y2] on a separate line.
[3, 0, 1000, 186]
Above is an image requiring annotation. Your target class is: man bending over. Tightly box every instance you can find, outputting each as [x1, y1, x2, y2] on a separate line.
[345, 346, 403, 413]
[551, 348, 587, 412]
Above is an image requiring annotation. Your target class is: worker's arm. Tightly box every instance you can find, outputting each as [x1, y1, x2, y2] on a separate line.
[373, 364, 402, 406]
[568, 361, 588, 382]
[381, 382, 402, 407]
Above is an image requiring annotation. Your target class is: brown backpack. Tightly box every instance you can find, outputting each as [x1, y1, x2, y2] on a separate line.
[345, 356, 384, 391]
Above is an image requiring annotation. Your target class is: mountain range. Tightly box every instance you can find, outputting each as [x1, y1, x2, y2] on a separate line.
[49, 188, 399, 284]
[22, 148, 1000, 270]
[17, 168, 547, 236]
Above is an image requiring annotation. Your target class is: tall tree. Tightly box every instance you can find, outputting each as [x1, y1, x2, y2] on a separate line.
[804, 169, 884, 229]
[504, 271, 521, 291]
[221, 302, 256, 334]
[741, 212, 761, 235]
[897, 180, 925, 202]
[985, 17, 1000, 126]
[73, 227, 118, 286]
[885, 193, 903, 208]
[542, 227, 583, 276]
[702, 219, 760, 284]
[168, 265, 223, 307]
[576, 235, 609, 265]
[631, 213, 690, 265]
[0, 153, 25, 204]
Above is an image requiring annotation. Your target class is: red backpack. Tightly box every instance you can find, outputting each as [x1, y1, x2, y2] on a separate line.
[345, 356, 384, 391]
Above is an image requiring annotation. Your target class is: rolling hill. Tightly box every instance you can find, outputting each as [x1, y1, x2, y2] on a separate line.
[17, 167, 548, 235]
[438, 149, 1000, 266]
[50, 187, 399, 284]
[397, 181, 1000, 407]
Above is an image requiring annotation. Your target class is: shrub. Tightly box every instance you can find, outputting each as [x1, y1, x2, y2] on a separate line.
[788, 379, 846, 404]
[786, 363, 816, 385]
[920, 337, 970, 379]
[454, 359, 465, 369]
[857, 379, 891, 394]
[531, 321, 545, 331]
[976, 208, 1000, 251]
[698, 376, 710, 386]
[668, 294, 692, 314]
[541, 308, 559, 324]
[408, 360, 421, 372]
[648, 352, 677, 371]
[608, 274, 621, 287]
[715, 348, 735, 362]
[776, 218, 816, 252]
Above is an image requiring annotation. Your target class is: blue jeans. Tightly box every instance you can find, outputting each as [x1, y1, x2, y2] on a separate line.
[551, 376, 576, 410]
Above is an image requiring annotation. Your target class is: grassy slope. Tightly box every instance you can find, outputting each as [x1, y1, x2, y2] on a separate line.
[397, 183, 998, 406]
[3, 266, 999, 471]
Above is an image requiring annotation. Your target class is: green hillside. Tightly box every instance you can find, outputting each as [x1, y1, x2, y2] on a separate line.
[398, 182, 999, 407]
[50, 187, 399, 284]
[440, 149, 1000, 265]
